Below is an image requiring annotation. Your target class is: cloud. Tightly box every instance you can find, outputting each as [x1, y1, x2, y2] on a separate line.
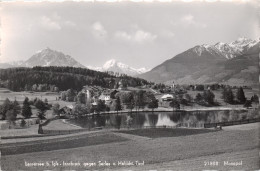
[64, 20, 76, 27]
[181, 14, 194, 24]
[180, 14, 207, 29]
[115, 29, 157, 43]
[115, 31, 132, 41]
[160, 30, 175, 38]
[92, 22, 107, 39]
[39, 16, 61, 31]
[39, 13, 76, 31]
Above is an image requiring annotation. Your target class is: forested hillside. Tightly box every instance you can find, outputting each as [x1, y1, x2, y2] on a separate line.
[0, 66, 151, 91]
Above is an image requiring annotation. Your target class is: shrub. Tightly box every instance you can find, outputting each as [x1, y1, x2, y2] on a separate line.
[20, 119, 27, 128]
[243, 100, 252, 108]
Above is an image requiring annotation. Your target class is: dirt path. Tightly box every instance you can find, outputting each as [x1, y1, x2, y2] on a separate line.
[44, 119, 82, 130]
[223, 122, 259, 131]
[1, 129, 106, 144]
[112, 132, 151, 141]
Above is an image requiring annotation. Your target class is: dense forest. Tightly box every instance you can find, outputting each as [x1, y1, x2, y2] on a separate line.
[0, 66, 151, 91]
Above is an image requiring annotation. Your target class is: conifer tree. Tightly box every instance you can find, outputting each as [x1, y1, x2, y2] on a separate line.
[35, 99, 47, 120]
[236, 87, 246, 104]
[243, 100, 252, 108]
[6, 109, 17, 128]
[170, 98, 180, 110]
[13, 99, 21, 115]
[251, 94, 259, 104]
[0, 98, 11, 120]
[113, 96, 122, 115]
[22, 97, 33, 118]
[222, 88, 234, 104]
[195, 93, 203, 103]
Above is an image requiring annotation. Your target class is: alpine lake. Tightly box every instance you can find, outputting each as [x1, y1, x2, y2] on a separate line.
[68, 109, 247, 129]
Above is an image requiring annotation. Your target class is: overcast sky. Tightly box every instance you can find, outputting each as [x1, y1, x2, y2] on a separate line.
[0, 0, 259, 69]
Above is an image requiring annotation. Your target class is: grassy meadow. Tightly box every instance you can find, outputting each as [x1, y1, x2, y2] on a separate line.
[1, 123, 258, 171]
[116, 128, 218, 138]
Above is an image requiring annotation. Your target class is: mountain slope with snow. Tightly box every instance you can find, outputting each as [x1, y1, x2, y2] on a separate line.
[0, 50, 149, 76]
[139, 37, 259, 86]
[23, 48, 85, 68]
[0, 48, 85, 68]
[88, 59, 149, 76]
[213, 37, 259, 59]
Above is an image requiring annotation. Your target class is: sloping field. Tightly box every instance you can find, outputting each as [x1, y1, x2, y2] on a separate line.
[112, 148, 259, 171]
[1, 123, 258, 171]
[0, 131, 127, 155]
[116, 128, 218, 138]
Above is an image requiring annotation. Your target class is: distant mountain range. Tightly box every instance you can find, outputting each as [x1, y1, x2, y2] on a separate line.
[0, 48, 85, 68]
[0, 49, 149, 76]
[139, 37, 259, 86]
[1, 37, 259, 86]
[87, 59, 150, 76]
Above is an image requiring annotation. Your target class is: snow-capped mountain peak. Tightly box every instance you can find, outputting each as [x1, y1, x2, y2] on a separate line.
[136, 67, 149, 73]
[8, 60, 25, 66]
[213, 42, 238, 59]
[230, 37, 252, 46]
[1, 48, 85, 68]
[190, 37, 259, 60]
[193, 45, 208, 56]
[88, 59, 149, 76]
[22, 48, 86, 68]
[103, 59, 118, 69]
[228, 37, 258, 53]
[193, 44, 223, 57]
[201, 44, 211, 49]
[213, 38, 259, 59]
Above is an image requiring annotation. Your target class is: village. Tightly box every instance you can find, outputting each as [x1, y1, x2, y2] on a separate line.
[0, 77, 259, 129]
[0, 78, 259, 171]
[54, 79, 258, 119]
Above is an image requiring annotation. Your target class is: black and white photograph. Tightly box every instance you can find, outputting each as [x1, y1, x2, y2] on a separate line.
[0, 0, 259, 170]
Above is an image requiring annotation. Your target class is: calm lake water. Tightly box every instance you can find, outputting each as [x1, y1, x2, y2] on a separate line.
[69, 110, 247, 129]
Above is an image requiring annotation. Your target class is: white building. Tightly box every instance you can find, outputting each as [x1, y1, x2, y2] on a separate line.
[161, 94, 174, 101]
[99, 90, 112, 104]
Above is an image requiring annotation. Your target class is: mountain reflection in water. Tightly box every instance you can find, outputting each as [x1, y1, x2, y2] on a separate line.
[68, 110, 246, 129]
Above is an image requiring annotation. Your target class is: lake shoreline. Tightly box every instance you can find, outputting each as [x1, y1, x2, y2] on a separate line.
[81, 107, 249, 117]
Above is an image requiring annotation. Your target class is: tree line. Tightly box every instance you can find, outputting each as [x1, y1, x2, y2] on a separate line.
[0, 97, 52, 128]
[0, 66, 151, 91]
[167, 87, 259, 109]
[222, 87, 258, 107]
[151, 82, 252, 94]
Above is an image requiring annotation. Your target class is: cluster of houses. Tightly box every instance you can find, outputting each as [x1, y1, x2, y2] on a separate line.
[81, 86, 114, 105]
[57, 80, 194, 115]
[81, 82, 178, 109]
[58, 80, 127, 115]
